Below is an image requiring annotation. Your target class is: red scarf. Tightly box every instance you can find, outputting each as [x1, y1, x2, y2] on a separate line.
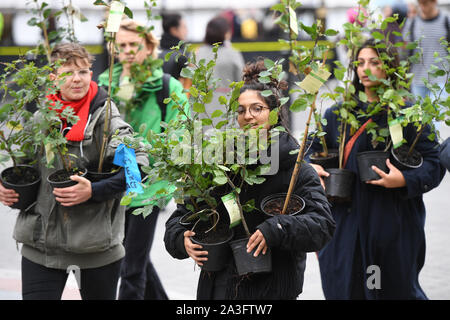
[46, 81, 98, 141]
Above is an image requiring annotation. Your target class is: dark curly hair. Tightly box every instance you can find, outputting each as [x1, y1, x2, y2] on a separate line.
[240, 58, 288, 110]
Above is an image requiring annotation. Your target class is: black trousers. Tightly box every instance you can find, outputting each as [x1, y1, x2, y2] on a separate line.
[118, 206, 168, 300]
[21, 257, 122, 300]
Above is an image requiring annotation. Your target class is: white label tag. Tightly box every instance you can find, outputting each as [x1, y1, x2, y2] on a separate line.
[106, 1, 125, 33]
[389, 118, 404, 149]
[221, 192, 241, 228]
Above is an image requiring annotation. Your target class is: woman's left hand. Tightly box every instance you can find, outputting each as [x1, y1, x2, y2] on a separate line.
[366, 158, 406, 188]
[246, 229, 268, 257]
[53, 175, 92, 206]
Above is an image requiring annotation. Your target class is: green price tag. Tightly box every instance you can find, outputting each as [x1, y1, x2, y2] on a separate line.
[221, 192, 241, 228]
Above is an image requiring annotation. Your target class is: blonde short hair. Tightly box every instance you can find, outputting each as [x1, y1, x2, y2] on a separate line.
[119, 19, 160, 59]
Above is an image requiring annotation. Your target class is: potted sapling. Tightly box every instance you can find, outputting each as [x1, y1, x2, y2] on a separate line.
[269, 0, 353, 204]
[391, 38, 450, 170]
[0, 59, 42, 210]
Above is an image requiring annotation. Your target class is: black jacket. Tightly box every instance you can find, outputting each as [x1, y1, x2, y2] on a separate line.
[164, 131, 335, 299]
[159, 33, 188, 80]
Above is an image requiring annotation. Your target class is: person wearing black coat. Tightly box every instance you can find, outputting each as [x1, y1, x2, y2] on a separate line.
[164, 60, 335, 300]
[307, 40, 445, 299]
[440, 137, 450, 172]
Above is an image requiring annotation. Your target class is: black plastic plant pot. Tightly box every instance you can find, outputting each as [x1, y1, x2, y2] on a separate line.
[191, 228, 234, 272]
[230, 238, 272, 276]
[47, 168, 88, 189]
[390, 145, 423, 171]
[356, 151, 389, 182]
[86, 163, 121, 183]
[260, 193, 305, 217]
[309, 149, 339, 169]
[324, 168, 355, 202]
[0, 165, 41, 211]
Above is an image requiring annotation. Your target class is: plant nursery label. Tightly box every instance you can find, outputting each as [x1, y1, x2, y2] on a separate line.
[389, 118, 404, 149]
[113, 143, 143, 194]
[289, 6, 298, 36]
[116, 76, 134, 101]
[299, 67, 331, 94]
[105, 1, 125, 33]
[221, 192, 241, 228]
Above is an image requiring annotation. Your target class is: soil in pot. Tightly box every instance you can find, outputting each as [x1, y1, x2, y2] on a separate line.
[356, 151, 389, 182]
[0, 165, 41, 210]
[191, 217, 234, 272]
[390, 145, 423, 170]
[309, 149, 339, 169]
[324, 168, 355, 203]
[86, 163, 121, 183]
[230, 237, 272, 276]
[47, 167, 87, 189]
[260, 193, 305, 216]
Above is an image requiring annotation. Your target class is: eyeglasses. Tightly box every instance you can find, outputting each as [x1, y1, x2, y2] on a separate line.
[237, 105, 270, 117]
[58, 69, 91, 79]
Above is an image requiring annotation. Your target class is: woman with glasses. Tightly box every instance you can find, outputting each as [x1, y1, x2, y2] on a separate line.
[164, 59, 335, 300]
[0, 43, 147, 300]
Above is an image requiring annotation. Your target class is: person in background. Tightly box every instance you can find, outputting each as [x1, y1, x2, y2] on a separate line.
[0, 43, 144, 300]
[195, 15, 245, 129]
[98, 19, 189, 300]
[159, 12, 190, 89]
[403, 0, 449, 100]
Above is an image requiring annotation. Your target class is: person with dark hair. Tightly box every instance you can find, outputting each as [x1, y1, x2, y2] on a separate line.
[98, 19, 189, 300]
[195, 15, 245, 128]
[307, 39, 444, 299]
[0, 42, 145, 300]
[164, 59, 335, 300]
[159, 12, 189, 87]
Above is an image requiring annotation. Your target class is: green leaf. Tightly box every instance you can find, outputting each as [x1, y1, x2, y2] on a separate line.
[124, 6, 133, 19]
[261, 90, 273, 97]
[201, 118, 212, 126]
[211, 110, 223, 118]
[120, 195, 132, 206]
[359, 91, 368, 103]
[193, 102, 205, 113]
[325, 29, 339, 36]
[93, 0, 107, 5]
[371, 31, 385, 40]
[269, 109, 279, 125]
[290, 98, 308, 112]
[218, 96, 227, 105]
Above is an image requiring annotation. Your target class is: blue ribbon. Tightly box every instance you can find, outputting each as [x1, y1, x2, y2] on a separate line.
[113, 144, 143, 194]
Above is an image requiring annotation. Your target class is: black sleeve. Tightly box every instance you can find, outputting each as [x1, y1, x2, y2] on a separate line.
[257, 163, 336, 253]
[164, 203, 190, 260]
[90, 168, 126, 202]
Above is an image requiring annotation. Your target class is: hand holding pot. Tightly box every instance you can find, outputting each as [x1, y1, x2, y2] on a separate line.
[53, 175, 92, 206]
[184, 230, 208, 266]
[310, 163, 330, 190]
[366, 159, 406, 188]
[247, 229, 268, 257]
[0, 182, 19, 206]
